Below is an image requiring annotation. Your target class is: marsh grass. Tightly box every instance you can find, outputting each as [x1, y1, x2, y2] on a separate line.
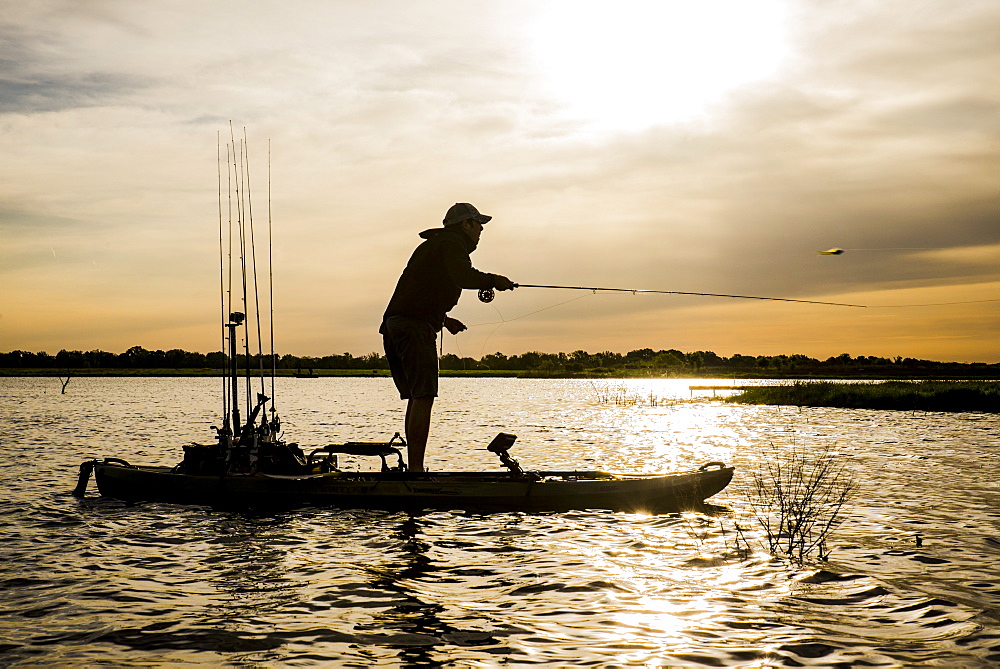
[726, 444, 857, 563]
[590, 381, 667, 406]
[728, 380, 1000, 413]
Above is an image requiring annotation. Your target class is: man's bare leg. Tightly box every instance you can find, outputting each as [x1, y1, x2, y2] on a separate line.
[405, 395, 434, 472]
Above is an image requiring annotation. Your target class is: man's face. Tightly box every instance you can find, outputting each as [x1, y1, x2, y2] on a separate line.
[460, 219, 483, 243]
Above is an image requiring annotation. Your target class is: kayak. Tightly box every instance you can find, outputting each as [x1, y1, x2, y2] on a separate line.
[80, 458, 733, 513]
[75, 432, 733, 513]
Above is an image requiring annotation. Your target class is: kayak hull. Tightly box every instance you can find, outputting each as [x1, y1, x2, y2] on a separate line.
[91, 462, 733, 513]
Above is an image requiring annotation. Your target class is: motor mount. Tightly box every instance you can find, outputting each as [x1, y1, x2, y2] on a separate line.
[487, 433, 525, 476]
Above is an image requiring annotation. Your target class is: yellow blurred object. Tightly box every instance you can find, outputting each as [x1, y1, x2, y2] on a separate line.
[818, 248, 844, 255]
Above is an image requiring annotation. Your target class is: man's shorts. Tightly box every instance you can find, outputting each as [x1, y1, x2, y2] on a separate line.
[382, 315, 438, 400]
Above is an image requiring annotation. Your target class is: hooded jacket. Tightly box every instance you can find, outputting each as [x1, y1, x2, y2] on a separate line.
[381, 226, 499, 332]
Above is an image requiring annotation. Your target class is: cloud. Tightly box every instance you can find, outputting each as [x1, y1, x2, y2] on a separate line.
[0, 15, 154, 114]
[0, 69, 150, 114]
[1, 0, 998, 361]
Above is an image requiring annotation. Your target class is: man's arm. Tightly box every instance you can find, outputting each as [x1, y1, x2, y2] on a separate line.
[441, 237, 503, 289]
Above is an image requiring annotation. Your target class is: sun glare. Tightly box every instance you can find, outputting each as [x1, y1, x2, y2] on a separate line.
[528, 0, 789, 131]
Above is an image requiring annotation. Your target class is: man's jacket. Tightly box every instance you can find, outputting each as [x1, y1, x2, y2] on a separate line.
[381, 226, 500, 332]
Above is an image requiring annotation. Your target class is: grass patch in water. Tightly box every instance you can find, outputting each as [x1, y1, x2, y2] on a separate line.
[727, 380, 1000, 412]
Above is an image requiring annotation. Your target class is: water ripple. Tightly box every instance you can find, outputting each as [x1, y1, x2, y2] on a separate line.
[1, 377, 998, 666]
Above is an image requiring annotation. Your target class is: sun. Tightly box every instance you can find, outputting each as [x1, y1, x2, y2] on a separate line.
[527, 0, 789, 131]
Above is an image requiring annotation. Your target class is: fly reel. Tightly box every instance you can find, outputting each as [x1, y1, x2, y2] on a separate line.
[478, 288, 495, 303]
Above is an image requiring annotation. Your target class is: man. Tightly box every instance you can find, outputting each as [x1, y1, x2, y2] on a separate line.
[380, 202, 515, 472]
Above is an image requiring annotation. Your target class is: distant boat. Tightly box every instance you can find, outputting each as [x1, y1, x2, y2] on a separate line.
[294, 368, 319, 378]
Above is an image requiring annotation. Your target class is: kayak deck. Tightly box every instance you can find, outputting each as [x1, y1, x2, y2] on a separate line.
[89, 461, 734, 513]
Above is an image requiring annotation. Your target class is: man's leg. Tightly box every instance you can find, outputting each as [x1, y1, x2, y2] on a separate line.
[405, 395, 434, 472]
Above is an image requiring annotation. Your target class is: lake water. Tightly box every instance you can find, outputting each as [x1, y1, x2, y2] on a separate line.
[2, 376, 998, 667]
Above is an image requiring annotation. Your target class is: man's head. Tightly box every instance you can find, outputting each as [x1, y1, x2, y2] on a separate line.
[443, 202, 491, 226]
[443, 202, 490, 244]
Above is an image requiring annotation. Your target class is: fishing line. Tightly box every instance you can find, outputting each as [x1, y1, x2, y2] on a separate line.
[462, 309, 506, 362]
[474, 292, 596, 326]
[821, 247, 1000, 253]
[814, 246, 1000, 306]
[504, 284, 868, 308]
[451, 292, 596, 361]
[868, 298, 1000, 308]
[475, 283, 996, 313]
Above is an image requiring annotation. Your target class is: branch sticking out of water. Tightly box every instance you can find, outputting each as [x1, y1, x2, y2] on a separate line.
[732, 443, 857, 563]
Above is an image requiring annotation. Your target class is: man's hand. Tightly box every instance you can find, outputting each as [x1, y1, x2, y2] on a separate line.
[493, 274, 515, 291]
[444, 317, 467, 335]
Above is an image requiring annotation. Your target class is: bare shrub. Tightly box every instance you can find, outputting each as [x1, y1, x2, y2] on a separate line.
[730, 444, 857, 563]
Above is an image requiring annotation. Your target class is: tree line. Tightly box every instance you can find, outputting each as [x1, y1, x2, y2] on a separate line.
[1, 346, 996, 377]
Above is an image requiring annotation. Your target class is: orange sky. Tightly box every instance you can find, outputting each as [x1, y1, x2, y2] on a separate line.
[1, 0, 998, 363]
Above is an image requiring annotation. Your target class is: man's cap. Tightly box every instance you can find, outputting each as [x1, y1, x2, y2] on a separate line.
[443, 202, 491, 226]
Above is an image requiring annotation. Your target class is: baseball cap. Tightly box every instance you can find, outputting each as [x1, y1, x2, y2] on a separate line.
[443, 202, 491, 226]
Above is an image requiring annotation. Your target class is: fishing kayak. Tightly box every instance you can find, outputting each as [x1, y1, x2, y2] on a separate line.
[80, 458, 733, 513]
[71, 142, 735, 516]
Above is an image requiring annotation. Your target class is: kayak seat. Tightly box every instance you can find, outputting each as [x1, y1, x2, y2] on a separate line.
[309, 442, 406, 472]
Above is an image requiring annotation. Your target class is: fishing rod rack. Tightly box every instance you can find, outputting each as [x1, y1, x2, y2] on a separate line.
[177, 126, 308, 477]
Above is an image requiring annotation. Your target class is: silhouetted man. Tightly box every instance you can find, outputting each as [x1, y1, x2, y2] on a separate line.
[380, 203, 515, 471]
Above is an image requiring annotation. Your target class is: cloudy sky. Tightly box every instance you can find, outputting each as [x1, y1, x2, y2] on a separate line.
[2, 0, 998, 363]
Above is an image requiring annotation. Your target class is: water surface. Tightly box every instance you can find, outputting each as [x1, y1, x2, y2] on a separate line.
[2, 377, 998, 666]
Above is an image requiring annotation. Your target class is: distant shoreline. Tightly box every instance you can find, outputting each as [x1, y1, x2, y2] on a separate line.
[728, 380, 1000, 413]
[4, 368, 999, 381]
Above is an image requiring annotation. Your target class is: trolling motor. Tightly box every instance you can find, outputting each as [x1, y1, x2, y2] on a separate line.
[487, 433, 526, 476]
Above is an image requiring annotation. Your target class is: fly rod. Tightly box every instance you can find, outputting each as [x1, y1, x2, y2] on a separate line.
[477, 284, 867, 308]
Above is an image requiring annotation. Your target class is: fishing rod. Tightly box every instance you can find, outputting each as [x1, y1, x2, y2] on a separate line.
[219, 126, 281, 446]
[242, 127, 268, 405]
[267, 139, 275, 411]
[217, 133, 229, 431]
[477, 284, 867, 308]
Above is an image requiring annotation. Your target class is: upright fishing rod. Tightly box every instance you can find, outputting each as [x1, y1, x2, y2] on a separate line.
[267, 139, 275, 411]
[218, 125, 280, 448]
[242, 127, 267, 404]
[226, 141, 237, 435]
[217, 132, 229, 434]
[229, 123, 251, 423]
[477, 284, 867, 308]
[214, 130, 244, 440]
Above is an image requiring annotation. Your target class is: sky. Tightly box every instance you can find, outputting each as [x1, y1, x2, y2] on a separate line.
[2, 0, 998, 363]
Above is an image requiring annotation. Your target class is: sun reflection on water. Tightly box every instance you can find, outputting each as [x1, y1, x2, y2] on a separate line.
[5, 378, 999, 665]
